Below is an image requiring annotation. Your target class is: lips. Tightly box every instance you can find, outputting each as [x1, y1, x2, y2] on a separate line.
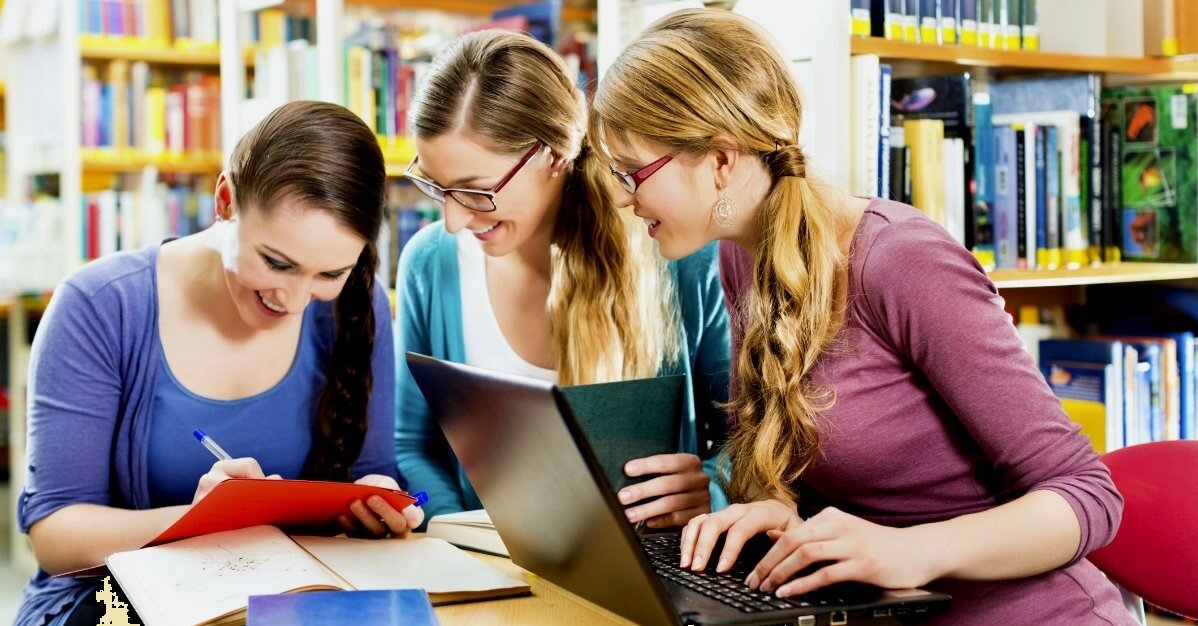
[255, 290, 287, 317]
[471, 221, 502, 241]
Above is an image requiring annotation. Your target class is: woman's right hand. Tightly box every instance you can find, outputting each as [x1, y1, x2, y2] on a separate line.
[192, 458, 280, 504]
[679, 498, 802, 573]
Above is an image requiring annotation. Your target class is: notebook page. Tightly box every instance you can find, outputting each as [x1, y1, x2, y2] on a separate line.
[108, 525, 346, 626]
[292, 535, 527, 598]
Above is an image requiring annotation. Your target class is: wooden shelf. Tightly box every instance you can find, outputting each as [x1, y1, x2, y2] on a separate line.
[80, 39, 222, 67]
[344, 0, 595, 22]
[851, 37, 1198, 78]
[81, 150, 224, 175]
[990, 263, 1198, 289]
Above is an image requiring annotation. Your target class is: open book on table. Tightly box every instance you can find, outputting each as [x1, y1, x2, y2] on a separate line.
[106, 525, 529, 626]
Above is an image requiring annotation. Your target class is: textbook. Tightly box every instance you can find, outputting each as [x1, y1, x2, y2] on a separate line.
[247, 589, 439, 626]
[65, 478, 421, 578]
[426, 509, 508, 557]
[107, 526, 529, 626]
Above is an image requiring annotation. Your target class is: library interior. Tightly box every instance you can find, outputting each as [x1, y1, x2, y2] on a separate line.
[1, 0, 1197, 624]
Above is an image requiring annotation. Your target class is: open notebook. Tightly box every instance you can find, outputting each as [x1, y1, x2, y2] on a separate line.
[106, 525, 529, 626]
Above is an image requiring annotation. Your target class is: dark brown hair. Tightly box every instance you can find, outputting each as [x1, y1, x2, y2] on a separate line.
[228, 100, 385, 481]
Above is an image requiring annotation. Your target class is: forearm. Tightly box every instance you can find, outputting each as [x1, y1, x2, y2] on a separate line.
[29, 503, 189, 574]
[915, 489, 1081, 581]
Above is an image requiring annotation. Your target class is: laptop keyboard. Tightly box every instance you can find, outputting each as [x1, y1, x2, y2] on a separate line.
[640, 533, 878, 614]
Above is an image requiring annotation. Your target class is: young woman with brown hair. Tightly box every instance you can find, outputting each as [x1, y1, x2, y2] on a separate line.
[590, 9, 1132, 624]
[395, 30, 731, 530]
[17, 101, 420, 626]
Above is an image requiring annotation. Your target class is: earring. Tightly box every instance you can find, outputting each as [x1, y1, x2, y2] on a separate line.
[713, 190, 737, 227]
[214, 213, 225, 223]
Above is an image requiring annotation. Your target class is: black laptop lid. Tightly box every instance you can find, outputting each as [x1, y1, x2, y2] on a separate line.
[406, 353, 681, 626]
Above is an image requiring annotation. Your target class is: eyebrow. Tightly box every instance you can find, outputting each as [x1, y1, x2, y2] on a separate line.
[260, 244, 357, 273]
[446, 174, 493, 188]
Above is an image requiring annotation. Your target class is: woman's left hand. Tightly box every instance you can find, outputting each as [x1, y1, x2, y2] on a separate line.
[746, 507, 941, 597]
[620, 453, 711, 528]
[337, 474, 425, 539]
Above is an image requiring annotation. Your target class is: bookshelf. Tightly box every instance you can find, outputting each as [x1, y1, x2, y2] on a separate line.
[80, 149, 224, 175]
[990, 263, 1198, 289]
[344, 0, 596, 22]
[79, 40, 221, 66]
[851, 37, 1198, 79]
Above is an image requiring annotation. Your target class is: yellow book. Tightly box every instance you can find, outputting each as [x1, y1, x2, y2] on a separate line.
[107, 60, 130, 151]
[903, 119, 946, 227]
[1060, 397, 1109, 453]
[346, 46, 363, 122]
[146, 87, 167, 154]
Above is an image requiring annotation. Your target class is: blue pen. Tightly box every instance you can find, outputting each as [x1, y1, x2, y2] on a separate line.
[193, 428, 233, 462]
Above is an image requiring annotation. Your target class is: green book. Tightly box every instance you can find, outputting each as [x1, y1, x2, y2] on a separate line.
[560, 375, 685, 494]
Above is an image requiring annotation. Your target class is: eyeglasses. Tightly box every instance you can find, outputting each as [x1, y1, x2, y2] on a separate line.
[403, 141, 544, 212]
[609, 152, 677, 194]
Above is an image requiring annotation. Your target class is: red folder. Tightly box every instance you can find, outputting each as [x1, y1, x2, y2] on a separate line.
[149, 478, 419, 545]
[63, 478, 418, 577]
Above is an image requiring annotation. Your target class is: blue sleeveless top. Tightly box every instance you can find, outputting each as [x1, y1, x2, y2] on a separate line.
[146, 311, 327, 506]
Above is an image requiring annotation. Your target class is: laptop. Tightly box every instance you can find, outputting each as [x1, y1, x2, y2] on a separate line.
[406, 353, 952, 626]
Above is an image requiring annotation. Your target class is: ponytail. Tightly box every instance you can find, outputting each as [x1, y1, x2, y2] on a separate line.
[302, 245, 378, 481]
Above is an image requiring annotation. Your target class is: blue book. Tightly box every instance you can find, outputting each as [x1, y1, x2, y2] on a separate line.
[993, 125, 1018, 268]
[1040, 339, 1125, 452]
[1045, 125, 1061, 268]
[879, 64, 893, 200]
[1034, 125, 1047, 266]
[247, 589, 439, 626]
[972, 94, 995, 268]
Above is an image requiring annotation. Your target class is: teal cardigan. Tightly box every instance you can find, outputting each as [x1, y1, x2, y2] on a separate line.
[395, 223, 731, 526]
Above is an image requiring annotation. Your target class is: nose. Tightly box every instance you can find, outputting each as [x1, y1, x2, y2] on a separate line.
[278, 274, 313, 313]
[442, 199, 475, 234]
[613, 184, 636, 210]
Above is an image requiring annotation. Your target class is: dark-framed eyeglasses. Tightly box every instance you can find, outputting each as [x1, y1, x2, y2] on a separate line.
[609, 152, 678, 194]
[403, 141, 544, 212]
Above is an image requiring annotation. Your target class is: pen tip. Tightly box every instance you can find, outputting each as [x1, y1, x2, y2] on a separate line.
[193, 429, 205, 441]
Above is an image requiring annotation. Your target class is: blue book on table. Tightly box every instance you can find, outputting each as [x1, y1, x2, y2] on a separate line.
[247, 589, 439, 626]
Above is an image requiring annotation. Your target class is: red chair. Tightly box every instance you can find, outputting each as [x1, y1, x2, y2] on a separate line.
[1088, 440, 1198, 620]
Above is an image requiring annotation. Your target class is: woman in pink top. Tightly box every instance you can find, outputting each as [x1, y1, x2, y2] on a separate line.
[590, 9, 1133, 624]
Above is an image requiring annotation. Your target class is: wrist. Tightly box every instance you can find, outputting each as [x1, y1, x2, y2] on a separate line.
[906, 522, 956, 583]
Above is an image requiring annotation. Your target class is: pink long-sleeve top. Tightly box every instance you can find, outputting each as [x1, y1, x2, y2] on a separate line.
[719, 198, 1134, 625]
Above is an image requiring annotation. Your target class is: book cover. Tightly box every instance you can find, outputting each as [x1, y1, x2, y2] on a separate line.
[1020, 0, 1039, 50]
[941, 0, 958, 44]
[973, 93, 996, 268]
[1103, 84, 1198, 263]
[1040, 339, 1126, 452]
[559, 375, 685, 495]
[891, 73, 974, 244]
[247, 589, 440, 626]
[993, 125, 1019, 268]
[904, 0, 921, 41]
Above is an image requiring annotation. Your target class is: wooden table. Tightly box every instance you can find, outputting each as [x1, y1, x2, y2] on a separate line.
[433, 552, 638, 626]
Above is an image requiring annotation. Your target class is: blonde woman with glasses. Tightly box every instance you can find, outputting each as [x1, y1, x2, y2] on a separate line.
[395, 29, 731, 530]
[589, 9, 1132, 625]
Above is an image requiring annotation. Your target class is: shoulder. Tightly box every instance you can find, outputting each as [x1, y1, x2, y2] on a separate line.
[854, 198, 980, 286]
[853, 199, 995, 318]
[397, 221, 452, 277]
[671, 242, 721, 287]
[60, 244, 158, 300]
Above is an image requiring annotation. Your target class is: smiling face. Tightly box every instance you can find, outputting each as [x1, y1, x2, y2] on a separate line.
[218, 183, 366, 331]
[605, 133, 722, 260]
[412, 131, 564, 258]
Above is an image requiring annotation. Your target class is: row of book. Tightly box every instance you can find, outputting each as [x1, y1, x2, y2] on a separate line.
[850, 62, 1198, 267]
[1041, 329, 1198, 452]
[73, 176, 442, 291]
[851, 0, 1040, 49]
[852, 0, 1196, 57]
[81, 61, 220, 157]
[77, 0, 219, 47]
[79, 174, 217, 260]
